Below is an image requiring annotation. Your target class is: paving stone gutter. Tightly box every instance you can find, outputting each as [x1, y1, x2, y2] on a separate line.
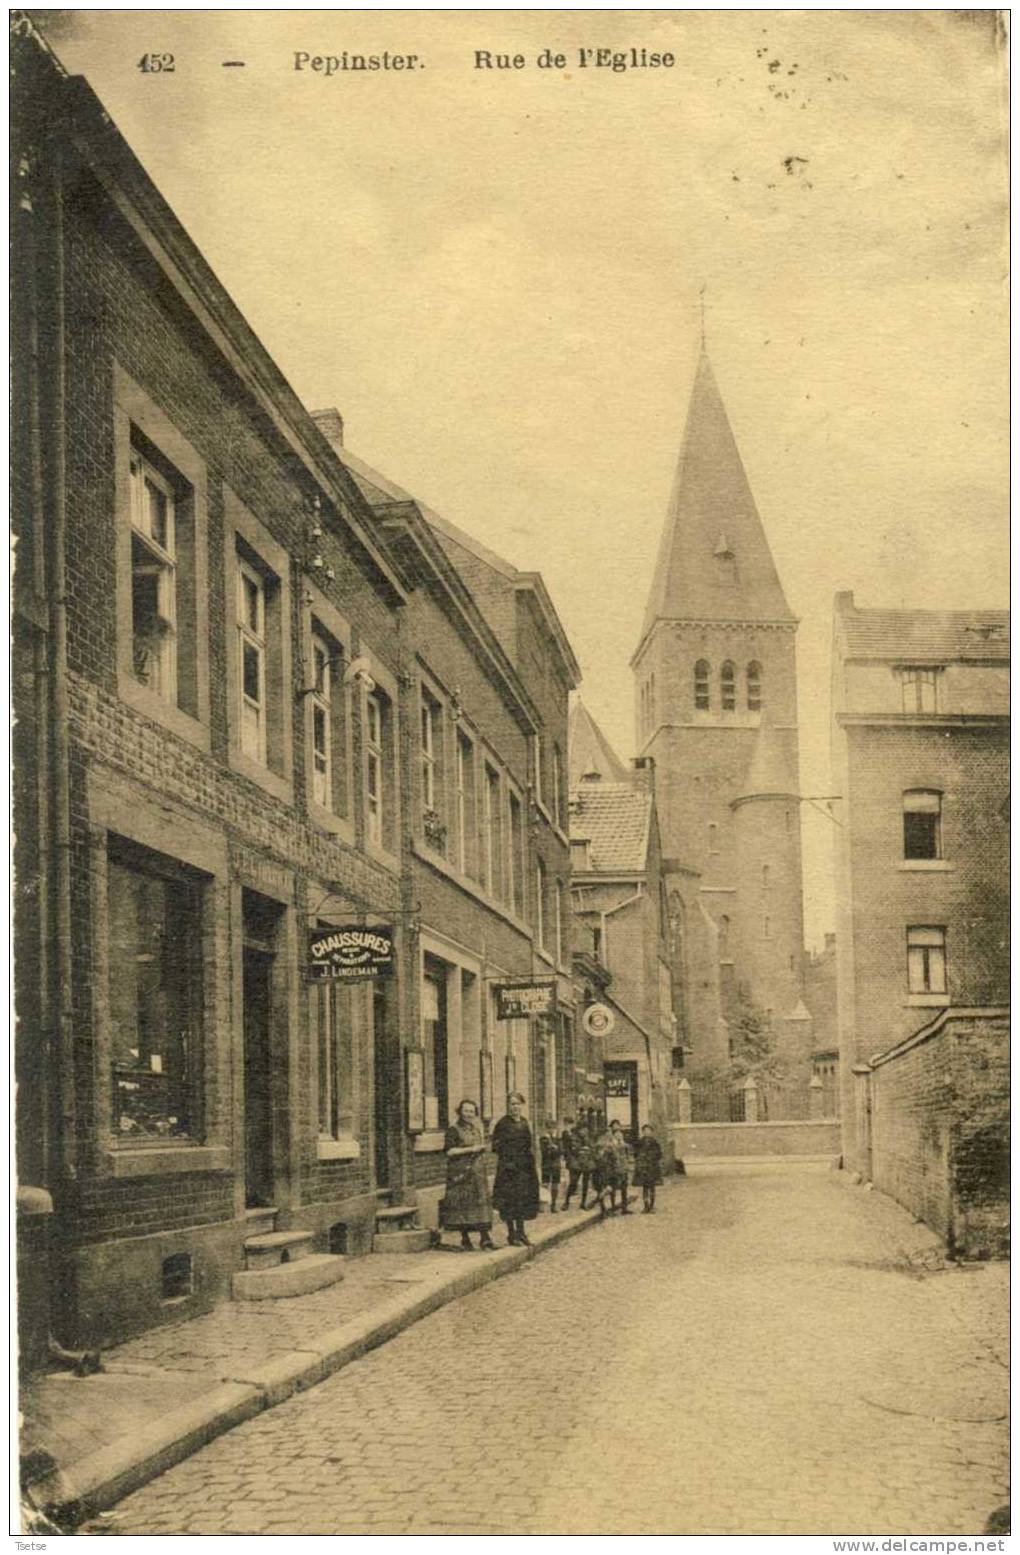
[21, 1201, 605, 1530]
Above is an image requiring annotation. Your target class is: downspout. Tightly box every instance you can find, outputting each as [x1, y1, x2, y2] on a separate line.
[46, 149, 77, 1194]
[44, 147, 99, 1369]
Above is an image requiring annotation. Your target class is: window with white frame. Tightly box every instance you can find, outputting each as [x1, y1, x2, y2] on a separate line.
[455, 728, 477, 876]
[237, 560, 266, 763]
[900, 667, 939, 713]
[533, 735, 544, 807]
[310, 632, 333, 809]
[903, 790, 942, 860]
[421, 691, 439, 812]
[422, 960, 450, 1129]
[907, 926, 947, 994]
[315, 976, 354, 1139]
[130, 449, 178, 704]
[554, 880, 565, 965]
[365, 692, 385, 847]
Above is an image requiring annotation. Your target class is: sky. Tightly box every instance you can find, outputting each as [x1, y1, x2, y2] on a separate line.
[34, 9, 1008, 946]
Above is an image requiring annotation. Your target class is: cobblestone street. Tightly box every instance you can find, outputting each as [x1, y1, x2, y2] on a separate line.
[106, 1164, 1008, 1537]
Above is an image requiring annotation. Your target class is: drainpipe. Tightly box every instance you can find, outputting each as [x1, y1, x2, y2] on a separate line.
[46, 150, 78, 1195]
[43, 147, 98, 1368]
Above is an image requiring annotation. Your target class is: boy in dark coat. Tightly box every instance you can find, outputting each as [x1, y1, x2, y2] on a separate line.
[538, 1119, 564, 1212]
[561, 1117, 592, 1211]
[633, 1123, 664, 1212]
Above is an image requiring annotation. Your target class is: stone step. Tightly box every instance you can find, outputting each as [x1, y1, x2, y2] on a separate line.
[243, 1229, 314, 1269]
[244, 1206, 278, 1235]
[232, 1252, 345, 1300]
[372, 1228, 434, 1254]
[374, 1205, 419, 1228]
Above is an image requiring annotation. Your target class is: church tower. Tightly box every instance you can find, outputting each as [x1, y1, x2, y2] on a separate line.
[632, 348, 808, 1063]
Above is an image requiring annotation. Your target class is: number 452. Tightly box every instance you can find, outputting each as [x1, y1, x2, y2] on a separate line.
[137, 53, 175, 72]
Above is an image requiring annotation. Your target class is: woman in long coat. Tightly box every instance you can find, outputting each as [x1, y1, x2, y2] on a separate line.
[441, 1099, 496, 1250]
[491, 1091, 540, 1246]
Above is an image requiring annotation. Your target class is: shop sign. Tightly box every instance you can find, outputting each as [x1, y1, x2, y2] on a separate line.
[494, 980, 556, 1020]
[582, 1002, 615, 1038]
[308, 924, 394, 982]
[605, 1069, 633, 1098]
[405, 1049, 426, 1133]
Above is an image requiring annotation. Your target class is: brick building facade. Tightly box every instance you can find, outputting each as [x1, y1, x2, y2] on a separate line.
[12, 27, 578, 1354]
[830, 593, 1009, 1249]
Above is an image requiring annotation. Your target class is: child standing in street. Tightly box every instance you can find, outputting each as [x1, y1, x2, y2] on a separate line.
[561, 1117, 591, 1211]
[539, 1119, 564, 1212]
[633, 1123, 664, 1213]
[608, 1118, 632, 1215]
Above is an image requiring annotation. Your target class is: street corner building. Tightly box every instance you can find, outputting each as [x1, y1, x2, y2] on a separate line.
[830, 593, 1009, 1257]
[567, 700, 681, 1143]
[11, 24, 579, 1361]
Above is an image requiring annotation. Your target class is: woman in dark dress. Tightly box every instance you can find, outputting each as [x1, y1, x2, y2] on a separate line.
[491, 1091, 540, 1246]
[441, 1099, 496, 1251]
[632, 1123, 664, 1213]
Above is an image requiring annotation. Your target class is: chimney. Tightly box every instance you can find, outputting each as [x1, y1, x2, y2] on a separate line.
[824, 932, 836, 951]
[580, 769, 602, 785]
[312, 407, 345, 450]
[632, 755, 655, 791]
[834, 590, 855, 614]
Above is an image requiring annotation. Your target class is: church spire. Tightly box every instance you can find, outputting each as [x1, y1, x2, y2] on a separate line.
[637, 350, 795, 653]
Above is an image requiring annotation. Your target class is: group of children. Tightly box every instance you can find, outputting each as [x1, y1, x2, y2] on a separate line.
[539, 1115, 665, 1218]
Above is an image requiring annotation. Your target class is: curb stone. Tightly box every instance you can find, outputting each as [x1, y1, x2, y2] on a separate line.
[39, 1201, 606, 1526]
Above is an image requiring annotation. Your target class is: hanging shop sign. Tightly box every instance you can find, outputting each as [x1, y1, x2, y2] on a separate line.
[494, 980, 556, 1020]
[308, 924, 394, 982]
[582, 1002, 616, 1038]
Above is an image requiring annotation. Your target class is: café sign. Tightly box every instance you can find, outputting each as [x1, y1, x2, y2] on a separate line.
[494, 980, 556, 1020]
[308, 924, 394, 982]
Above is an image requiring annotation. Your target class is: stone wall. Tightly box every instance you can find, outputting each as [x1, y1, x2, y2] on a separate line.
[670, 1120, 841, 1160]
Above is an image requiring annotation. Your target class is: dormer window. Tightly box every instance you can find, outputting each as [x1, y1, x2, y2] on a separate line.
[713, 535, 737, 585]
[900, 667, 939, 713]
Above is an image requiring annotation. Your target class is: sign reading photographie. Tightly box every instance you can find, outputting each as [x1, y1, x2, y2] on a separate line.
[308, 924, 394, 982]
[494, 980, 556, 1020]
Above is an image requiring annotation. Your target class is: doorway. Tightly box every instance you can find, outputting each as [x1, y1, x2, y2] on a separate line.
[242, 946, 274, 1207]
[604, 1061, 639, 1143]
[372, 981, 391, 1189]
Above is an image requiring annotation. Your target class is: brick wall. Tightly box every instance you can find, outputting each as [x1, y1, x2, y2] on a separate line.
[670, 1120, 841, 1159]
[869, 1007, 1009, 1259]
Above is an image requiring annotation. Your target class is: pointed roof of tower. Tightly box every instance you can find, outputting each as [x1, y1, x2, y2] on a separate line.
[568, 699, 630, 786]
[733, 724, 800, 803]
[637, 350, 796, 652]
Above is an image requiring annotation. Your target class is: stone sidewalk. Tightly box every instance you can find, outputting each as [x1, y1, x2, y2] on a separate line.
[19, 1198, 604, 1530]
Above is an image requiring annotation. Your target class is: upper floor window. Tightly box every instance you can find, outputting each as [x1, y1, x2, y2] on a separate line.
[552, 744, 564, 830]
[747, 661, 763, 712]
[903, 790, 942, 860]
[762, 863, 771, 888]
[365, 692, 385, 846]
[900, 667, 939, 713]
[533, 736, 544, 808]
[694, 660, 711, 711]
[482, 763, 501, 897]
[237, 560, 267, 763]
[707, 821, 720, 855]
[309, 632, 334, 809]
[508, 790, 525, 917]
[720, 661, 736, 712]
[907, 925, 947, 994]
[130, 449, 178, 705]
[456, 728, 477, 876]
[554, 881, 564, 965]
[535, 856, 547, 948]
